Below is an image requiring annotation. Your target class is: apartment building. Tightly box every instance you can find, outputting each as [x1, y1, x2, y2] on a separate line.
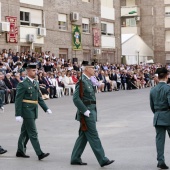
[121, 0, 170, 64]
[100, 0, 121, 64]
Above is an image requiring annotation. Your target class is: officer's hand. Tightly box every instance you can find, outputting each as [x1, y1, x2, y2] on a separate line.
[16, 116, 23, 123]
[46, 109, 52, 114]
[84, 110, 90, 117]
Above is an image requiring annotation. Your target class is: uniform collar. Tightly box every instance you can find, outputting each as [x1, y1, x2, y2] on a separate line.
[27, 76, 34, 83]
[83, 73, 90, 80]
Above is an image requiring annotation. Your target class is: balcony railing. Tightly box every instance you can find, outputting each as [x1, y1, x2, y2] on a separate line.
[121, 6, 140, 17]
[121, 27, 140, 35]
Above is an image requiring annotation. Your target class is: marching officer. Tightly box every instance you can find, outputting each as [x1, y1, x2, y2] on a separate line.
[15, 63, 52, 160]
[71, 61, 114, 167]
[150, 67, 170, 169]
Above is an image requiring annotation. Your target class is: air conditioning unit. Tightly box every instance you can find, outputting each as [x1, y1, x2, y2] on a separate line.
[94, 49, 101, 55]
[0, 22, 10, 32]
[37, 27, 46, 37]
[70, 12, 79, 21]
[92, 17, 99, 24]
[27, 34, 35, 43]
[135, 16, 140, 21]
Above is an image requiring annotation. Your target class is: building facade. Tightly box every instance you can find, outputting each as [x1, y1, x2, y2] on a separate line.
[121, 0, 170, 64]
[0, 0, 121, 64]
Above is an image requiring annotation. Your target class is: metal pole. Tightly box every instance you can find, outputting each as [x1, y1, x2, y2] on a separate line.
[138, 52, 139, 65]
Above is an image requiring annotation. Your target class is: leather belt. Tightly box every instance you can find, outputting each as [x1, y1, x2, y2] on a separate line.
[83, 101, 96, 105]
[155, 108, 170, 112]
[23, 100, 38, 104]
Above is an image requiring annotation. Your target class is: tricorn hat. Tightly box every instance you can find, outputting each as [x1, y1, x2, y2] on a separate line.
[155, 67, 168, 75]
[81, 61, 94, 67]
[26, 63, 37, 69]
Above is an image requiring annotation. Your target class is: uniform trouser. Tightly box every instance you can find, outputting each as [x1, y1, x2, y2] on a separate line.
[71, 118, 109, 166]
[0, 90, 5, 107]
[155, 125, 170, 164]
[17, 119, 43, 156]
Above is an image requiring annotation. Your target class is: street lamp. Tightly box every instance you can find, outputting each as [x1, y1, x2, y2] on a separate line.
[136, 50, 140, 65]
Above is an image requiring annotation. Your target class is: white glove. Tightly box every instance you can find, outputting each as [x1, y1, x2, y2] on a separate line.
[46, 109, 52, 114]
[16, 116, 23, 123]
[84, 110, 90, 117]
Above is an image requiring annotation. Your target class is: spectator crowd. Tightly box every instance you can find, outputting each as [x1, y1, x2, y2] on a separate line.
[0, 48, 168, 110]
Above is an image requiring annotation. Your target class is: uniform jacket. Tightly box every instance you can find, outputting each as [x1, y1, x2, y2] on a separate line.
[15, 77, 48, 119]
[73, 74, 97, 122]
[150, 82, 170, 126]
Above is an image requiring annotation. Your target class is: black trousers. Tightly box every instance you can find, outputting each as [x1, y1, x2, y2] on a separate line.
[49, 86, 56, 98]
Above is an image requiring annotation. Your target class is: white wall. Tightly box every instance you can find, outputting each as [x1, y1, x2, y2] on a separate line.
[101, 36, 115, 48]
[0, 2, 1, 22]
[165, 0, 170, 4]
[101, 6, 115, 20]
[20, 26, 44, 44]
[126, 0, 136, 6]
[20, 0, 43, 7]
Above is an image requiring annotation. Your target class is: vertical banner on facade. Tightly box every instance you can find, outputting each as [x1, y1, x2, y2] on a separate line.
[6, 16, 18, 43]
[93, 28, 100, 47]
[72, 25, 82, 50]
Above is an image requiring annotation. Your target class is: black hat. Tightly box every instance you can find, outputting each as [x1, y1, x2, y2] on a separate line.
[22, 63, 27, 68]
[26, 63, 37, 69]
[155, 67, 168, 75]
[81, 61, 94, 67]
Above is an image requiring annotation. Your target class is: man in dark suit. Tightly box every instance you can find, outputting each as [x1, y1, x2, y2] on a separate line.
[4, 73, 15, 103]
[150, 67, 170, 169]
[0, 72, 11, 105]
[42, 72, 57, 98]
[98, 71, 110, 92]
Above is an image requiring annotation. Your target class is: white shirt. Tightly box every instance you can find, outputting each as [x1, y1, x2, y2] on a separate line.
[27, 76, 34, 83]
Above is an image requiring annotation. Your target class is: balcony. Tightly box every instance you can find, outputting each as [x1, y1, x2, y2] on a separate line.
[165, 18, 170, 28]
[121, 6, 140, 17]
[165, 42, 170, 51]
[122, 27, 140, 35]
[165, 0, 170, 4]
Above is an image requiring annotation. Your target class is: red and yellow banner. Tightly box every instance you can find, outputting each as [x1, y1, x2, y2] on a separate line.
[93, 28, 100, 47]
[6, 16, 18, 43]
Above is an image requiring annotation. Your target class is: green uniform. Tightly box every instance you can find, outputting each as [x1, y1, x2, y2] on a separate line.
[15, 77, 48, 156]
[150, 82, 170, 164]
[71, 74, 109, 166]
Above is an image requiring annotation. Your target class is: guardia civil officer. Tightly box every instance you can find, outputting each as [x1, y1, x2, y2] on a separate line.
[70, 61, 114, 167]
[15, 63, 52, 160]
[150, 67, 170, 169]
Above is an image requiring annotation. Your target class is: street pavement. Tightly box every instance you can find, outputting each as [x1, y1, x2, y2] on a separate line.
[0, 88, 169, 170]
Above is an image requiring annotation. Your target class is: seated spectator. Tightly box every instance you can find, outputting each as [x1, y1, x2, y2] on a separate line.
[4, 73, 15, 102]
[12, 73, 21, 88]
[71, 71, 78, 84]
[0, 72, 11, 104]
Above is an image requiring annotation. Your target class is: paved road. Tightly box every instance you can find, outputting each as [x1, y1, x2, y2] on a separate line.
[0, 88, 169, 170]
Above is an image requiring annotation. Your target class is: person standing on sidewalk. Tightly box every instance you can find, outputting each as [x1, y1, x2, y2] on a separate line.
[150, 67, 170, 169]
[15, 63, 52, 160]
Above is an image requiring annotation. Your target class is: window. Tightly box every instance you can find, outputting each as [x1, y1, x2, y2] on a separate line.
[101, 22, 114, 35]
[58, 14, 67, 30]
[165, 7, 170, 17]
[20, 11, 30, 26]
[82, 18, 90, 33]
[126, 18, 136, 27]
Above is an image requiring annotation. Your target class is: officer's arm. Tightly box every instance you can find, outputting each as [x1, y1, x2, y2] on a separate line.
[150, 92, 155, 113]
[15, 83, 26, 117]
[73, 81, 88, 114]
[38, 88, 48, 112]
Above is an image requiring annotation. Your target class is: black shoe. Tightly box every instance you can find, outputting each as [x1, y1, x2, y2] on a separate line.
[0, 147, 7, 154]
[38, 153, 50, 160]
[101, 160, 114, 167]
[157, 163, 169, 169]
[71, 162, 87, 165]
[16, 151, 30, 158]
[53, 96, 58, 98]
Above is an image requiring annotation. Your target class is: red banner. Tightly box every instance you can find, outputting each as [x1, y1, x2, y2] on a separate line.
[93, 28, 100, 47]
[6, 16, 18, 43]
